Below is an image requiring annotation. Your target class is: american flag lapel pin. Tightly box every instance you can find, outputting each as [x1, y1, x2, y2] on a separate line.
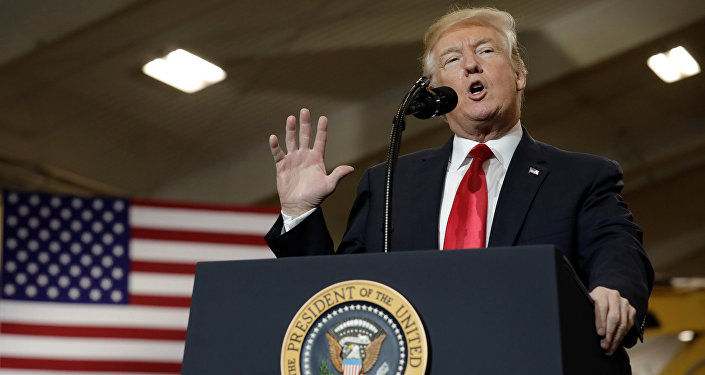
[529, 167, 540, 176]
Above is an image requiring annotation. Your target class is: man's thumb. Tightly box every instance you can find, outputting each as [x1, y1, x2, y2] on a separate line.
[329, 165, 355, 185]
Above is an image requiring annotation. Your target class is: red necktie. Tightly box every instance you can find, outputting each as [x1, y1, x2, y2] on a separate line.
[444, 144, 494, 250]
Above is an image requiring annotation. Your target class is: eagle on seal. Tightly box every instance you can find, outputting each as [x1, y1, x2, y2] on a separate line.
[325, 331, 386, 375]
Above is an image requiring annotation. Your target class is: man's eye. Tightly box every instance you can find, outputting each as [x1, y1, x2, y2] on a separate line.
[480, 49, 493, 54]
[444, 57, 459, 65]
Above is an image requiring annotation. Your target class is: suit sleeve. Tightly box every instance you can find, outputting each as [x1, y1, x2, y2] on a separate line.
[576, 159, 654, 347]
[264, 208, 335, 257]
[264, 169, 375, 256]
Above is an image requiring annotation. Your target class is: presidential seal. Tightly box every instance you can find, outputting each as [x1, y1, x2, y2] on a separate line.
[281, 280, 428, 375]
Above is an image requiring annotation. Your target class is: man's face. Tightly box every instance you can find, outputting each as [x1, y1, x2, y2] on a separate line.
[432, 22, 526, 138]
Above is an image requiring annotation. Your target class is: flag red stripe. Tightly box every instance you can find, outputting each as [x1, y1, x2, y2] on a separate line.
[131, 261, 196, 275]
[131, 227, 266, 245]
[131, 198, 279, 214]
[0, 322, 186, 341]
[0, 357, 181, 373]
[130, 294, 191, 307]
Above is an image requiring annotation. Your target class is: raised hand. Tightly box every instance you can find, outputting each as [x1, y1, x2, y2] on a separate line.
[269, 108, 354, 218]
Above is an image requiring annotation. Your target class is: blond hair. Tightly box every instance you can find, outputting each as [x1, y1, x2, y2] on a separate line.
[422, 7, 527, 84]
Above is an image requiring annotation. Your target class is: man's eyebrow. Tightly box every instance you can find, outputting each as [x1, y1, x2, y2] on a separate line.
[472, 37, 494, 47]
[438, 37, 497, 57]
[439, 46, 461, 57]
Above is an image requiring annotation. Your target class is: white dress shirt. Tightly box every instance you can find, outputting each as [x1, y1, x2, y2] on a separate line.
[439, 121, 522, 248]
[283, 121, 523, 249]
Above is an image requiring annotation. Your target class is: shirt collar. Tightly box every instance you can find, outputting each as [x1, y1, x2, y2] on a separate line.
[449, 120, 523, 171]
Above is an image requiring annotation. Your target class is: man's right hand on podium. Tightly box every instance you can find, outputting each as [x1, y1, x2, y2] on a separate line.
[268, 108, 354, 219]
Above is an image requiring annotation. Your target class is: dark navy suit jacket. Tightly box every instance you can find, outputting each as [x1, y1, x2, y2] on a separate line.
[265, 128, 654, 348]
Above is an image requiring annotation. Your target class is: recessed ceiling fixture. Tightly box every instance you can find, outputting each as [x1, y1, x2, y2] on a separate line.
[142, 49, 226, 93]
[647, 46, 700, 83]
[678, 330, 695, 342]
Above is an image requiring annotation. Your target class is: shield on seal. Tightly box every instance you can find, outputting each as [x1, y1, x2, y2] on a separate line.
[342, 358, 362, 375]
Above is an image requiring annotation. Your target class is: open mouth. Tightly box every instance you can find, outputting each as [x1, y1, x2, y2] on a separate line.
[469, 83, 485, 95]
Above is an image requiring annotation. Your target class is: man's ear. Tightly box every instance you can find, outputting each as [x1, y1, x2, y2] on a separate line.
[427, 75, 438, 89]
[516, 69, 527, 92]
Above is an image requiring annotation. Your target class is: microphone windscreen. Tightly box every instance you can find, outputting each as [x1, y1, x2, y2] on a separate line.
[411, 86, 458, 119]
[432, 86, 458, 116]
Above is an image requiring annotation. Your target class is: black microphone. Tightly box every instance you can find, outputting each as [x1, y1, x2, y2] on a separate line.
[405, 86, 458, 119]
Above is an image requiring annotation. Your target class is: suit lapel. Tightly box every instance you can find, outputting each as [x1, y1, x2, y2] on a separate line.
[489, 128, 549, 246]
[402, 136, 452, 249]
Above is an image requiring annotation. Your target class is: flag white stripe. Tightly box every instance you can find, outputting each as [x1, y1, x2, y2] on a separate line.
[129, 273, 194, 297]
[0, 370, 165, 375]
[130, 239, 274, 263]
[0, 335, 184, 361]
[0, 301, 189, 328]
[130, 206, 277, 234]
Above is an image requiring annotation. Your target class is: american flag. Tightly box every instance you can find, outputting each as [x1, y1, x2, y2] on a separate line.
[0, 190, 277, 374]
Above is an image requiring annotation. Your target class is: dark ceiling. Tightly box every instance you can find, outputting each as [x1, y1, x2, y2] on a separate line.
[1, 0, 704, 278]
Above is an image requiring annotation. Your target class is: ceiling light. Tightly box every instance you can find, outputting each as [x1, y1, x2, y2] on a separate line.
[143, 49, 226, 93]
[670, 277, 705, 288]
[678, 330, 695, 342]
[647, 46, 700, 83]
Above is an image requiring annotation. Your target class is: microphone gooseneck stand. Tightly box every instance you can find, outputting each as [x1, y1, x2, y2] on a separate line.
[382, 77, 431, 253]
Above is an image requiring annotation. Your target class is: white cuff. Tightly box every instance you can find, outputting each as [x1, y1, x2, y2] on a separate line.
[281, 207, 317, 234]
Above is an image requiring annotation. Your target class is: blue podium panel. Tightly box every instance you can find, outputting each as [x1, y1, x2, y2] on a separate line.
[182, 246, 628, 374]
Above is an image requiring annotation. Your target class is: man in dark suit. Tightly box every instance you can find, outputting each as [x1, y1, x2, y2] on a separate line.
[265, 7, 653, 359]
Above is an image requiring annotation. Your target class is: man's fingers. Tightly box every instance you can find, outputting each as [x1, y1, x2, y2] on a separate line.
[299, 108, 312, 150]
[590, 287, 637, 356]
[627, 304, 636, 329]
[285, 115, 297, 153]
[607, 300, 634, 355]
[603, 292, 622, 350]
[607, 326, 625, 355]
[313, 116, 328, 156]
[269, 135, 286, 163]
[592, 293, 608, 337]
